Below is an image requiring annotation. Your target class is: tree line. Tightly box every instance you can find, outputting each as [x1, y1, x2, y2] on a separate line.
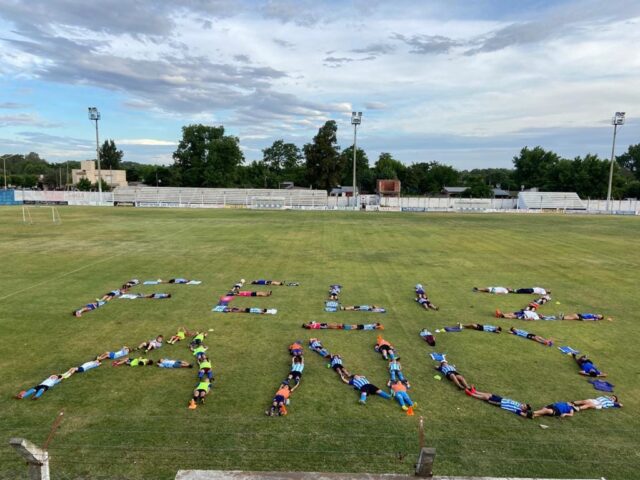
[2, 120, 639, 199]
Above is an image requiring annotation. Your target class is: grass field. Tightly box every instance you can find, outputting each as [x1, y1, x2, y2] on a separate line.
[0, 206, 639, 480]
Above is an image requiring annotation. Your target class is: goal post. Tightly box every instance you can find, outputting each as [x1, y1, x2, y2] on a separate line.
[21, 205, 62, 225]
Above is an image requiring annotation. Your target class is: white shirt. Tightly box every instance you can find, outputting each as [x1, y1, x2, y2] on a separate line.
[532, 287, 547, 295]
[522, 310, 540, 320]
[490, 287, 509, 294]
[40, 376, 61, 388]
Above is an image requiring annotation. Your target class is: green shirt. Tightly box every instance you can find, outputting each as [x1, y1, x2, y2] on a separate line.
[193, 346, 207, 356]
[199, 360, 212, 370]
[196, 381, 210, 392]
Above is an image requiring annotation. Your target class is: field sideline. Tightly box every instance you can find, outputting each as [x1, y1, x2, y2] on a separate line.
[0, 206, 638, 480]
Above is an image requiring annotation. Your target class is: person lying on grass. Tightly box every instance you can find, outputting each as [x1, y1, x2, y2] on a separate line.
[374, 336, 397, 360]
[287, 355, 304, 392]
[266, 382, 291, 416]
[343, 374, 391, 404]
[514, 287, 550, 295]
[309, 338, 330, 357]
[416, 296, 439, 311]
[136, 335, 163, 353]
[251, 279, 285, 285]
[532, 401, 578, 418]
[73, 300, 106, 317]
[112, 357, 153, 367]
[15, 375, 63, 400]
[98, 288, 123, 302]
[508, 327, 553, 346]
[329, 354, 350, 381]
[198, 356, 214, 379]
[231, 290, 272, 297]
[460, 323, 502, 333]
[289, 341, 303, 357]
[419, 329, 436, 347]
[222, 307, 276, 314]
[158, 358, 193, 368]
[524, 295, 551, 311]
[343, 323, 384, 330]
[167, 327, 196, 345]
[302, 321, 342, 329]
[388, 358, 409, 386]
[192, 345, 208, 361]
[572, 353, 608, 377]
[340, 305, 386, 312]
[560, 313, 612, 321]
[96, 346, 130, 361]
[435, 361, 471, 391]
[328, 285, 341, 300]
[573, 395, 622, 411]
[495, 309, 555, 320]
[388, 379, 416, 411]
[473, 286, 513, 294]
[121, 279, 140, 290]
[189, 332, 207, 349]
[189, 378, 212, 409]
[64, 360, 101, 376]
[464, 388, 532, 418]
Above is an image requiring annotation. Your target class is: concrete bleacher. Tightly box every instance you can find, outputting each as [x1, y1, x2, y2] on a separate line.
[517, 192, 586, 210]
[113, 187, 328, 209]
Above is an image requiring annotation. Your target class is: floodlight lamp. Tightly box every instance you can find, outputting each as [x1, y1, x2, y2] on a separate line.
[351, 111, 362, 125]
[612, 112, 625, 125]
[88, 107, 101, 121]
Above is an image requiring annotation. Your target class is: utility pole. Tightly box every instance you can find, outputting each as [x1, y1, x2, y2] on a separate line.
[88, 107, 103, 203]
[606, 112, 625, 211]
[351, 111, 362, 209]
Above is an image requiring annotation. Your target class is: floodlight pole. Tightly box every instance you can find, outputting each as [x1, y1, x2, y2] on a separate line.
[606, 112, 625, 211]
[351, 111, 362, 209]
[3, 155, 6, 189]
[88, 107, 103, 204]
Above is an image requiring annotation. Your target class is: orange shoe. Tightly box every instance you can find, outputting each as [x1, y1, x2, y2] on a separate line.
[188, 400, 197, 410]
[495, 309, 502, 318]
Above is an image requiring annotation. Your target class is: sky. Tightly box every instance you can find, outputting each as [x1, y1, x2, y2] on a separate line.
[0, 0, 639, 169]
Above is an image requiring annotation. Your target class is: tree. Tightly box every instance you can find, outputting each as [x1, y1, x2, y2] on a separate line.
[173, 124, 244, 187]
[460, 178, 493, 198]
[303, 121, 343, 190]
[76, 178, 92, 191]
[339, 146, 373, 192]
[262, 140, 303, 173]
[617, 143, 640, 180]
[99, 139, 123, 170]
[512, 146, 561, 190]
[373, 153, 407, 183]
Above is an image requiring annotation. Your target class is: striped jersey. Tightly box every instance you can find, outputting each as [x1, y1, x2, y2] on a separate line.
[388, 361, 401, 372]
[595, 397, 618, 409]
[483, 325, 499, 332]
[291, 362, 304, 373]
[350, 376, 370, 389]
[439, 364, 457, 375]
[330, 356, 342, 367]
[512, 328, 529, 337]
[500, 398, 524, 414]
[310, 340, 322, 349]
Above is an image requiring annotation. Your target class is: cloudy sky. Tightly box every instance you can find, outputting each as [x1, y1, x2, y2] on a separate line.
[0, 0, 639, 169]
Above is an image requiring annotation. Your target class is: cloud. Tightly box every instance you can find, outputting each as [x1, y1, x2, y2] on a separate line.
[365, 101, 387, 110]
[272, 38, 295, 49]
[0, 102, 29, 109]
[0, 113, 61, 128]
[391, 32, 461, 55]
[351, 43, 396, 56]
[233, 54, 251, 63]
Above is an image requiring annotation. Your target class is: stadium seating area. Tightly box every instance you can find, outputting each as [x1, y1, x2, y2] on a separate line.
[113, 186, 328, 209]
[517, 192, 586, 210]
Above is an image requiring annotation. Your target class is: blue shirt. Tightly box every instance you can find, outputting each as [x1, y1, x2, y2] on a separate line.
[483, 325, 499, 332]
[291, 363, 304, 373]
[581, 361, 600, 375]
[512, 328, 529, 337]
[595, 396, 619, 409]
[330, 356, 342, 367]
[553, 402, 574, 415]
[389, 361, 401, 372]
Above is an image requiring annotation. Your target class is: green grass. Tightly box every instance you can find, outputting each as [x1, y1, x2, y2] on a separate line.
[0, 207, 639, 479]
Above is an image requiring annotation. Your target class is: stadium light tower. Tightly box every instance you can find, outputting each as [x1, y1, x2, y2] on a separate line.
[606, 112, 625, 211]
[351, 111, 362, 208]
[88, 107, 103, 204]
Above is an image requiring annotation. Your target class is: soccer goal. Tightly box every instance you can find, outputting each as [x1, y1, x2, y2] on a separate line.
[22, 205, 62, 225]
[249, 196, 287, 210]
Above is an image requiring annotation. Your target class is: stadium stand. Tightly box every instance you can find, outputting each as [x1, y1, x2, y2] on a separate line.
[517, 192, 586, 210]
[112, 186, 328, 209]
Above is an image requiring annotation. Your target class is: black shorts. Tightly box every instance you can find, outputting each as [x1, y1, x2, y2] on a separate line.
[274, 395, 286, 404]
[545, 404, 561, 416]
[361, 384, 379, 395]
[526, 333, 536, 339]
[379, 345, 392, 353]
[474, 324, 484, 331]
[251, 292, 257, 296]
[445, 371, 459, 379]
[516, 288, 534, 294]
[36, 385, 50, 392]
[332, 364, 343, 372]
[488, 394, 502, 404]
[289, 371, 302, 380]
